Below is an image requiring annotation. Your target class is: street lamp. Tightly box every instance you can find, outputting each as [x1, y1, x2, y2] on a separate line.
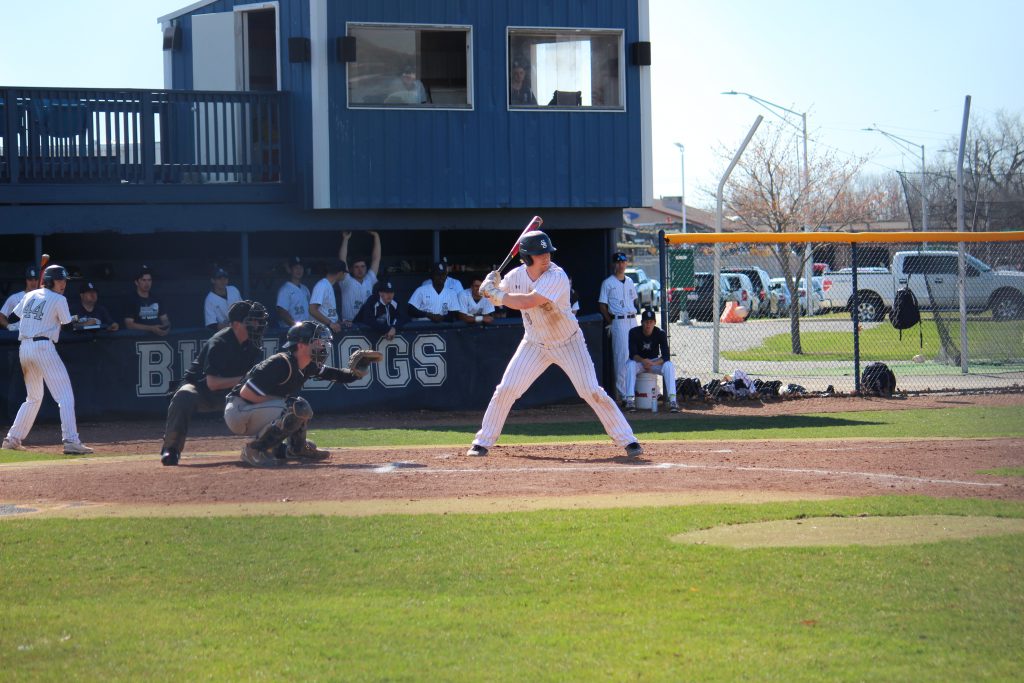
[722, 90, 808, 188]
[673, 142, 686, 233]
[722, 90, 814, 313]
[863, 126, 928, 231]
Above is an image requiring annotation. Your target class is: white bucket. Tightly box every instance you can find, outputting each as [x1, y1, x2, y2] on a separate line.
[635, 372, 659, 410]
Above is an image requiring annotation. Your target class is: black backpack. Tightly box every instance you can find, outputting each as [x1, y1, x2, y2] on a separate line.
[862, 361, 897, 397]
[889, 282, 922, 347]
[753, 378, 783, 398]
[675, 377, 705, 401]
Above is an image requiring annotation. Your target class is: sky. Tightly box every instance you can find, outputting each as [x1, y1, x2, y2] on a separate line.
[2, 0, 1022, 209]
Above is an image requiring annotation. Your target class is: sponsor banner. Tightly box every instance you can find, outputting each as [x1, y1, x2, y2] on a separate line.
[1, 319, 605, 420]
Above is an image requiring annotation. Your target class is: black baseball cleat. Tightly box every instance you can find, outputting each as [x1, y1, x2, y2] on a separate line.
[466, 444, 489, 457]
[624, 442, 644, 459]
[160, 448, 180, 466]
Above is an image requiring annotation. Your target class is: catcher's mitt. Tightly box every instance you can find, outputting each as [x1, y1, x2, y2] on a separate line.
[348, 349, 383, 378]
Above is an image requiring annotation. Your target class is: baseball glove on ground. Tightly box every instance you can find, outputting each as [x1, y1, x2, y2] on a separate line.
[348, 349, 383, 378]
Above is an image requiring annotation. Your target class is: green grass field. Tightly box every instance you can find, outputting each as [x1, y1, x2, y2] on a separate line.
[3, 404, 1023, 679]
[724, 318, 1024, 362]
[2, 497, 1023, 681]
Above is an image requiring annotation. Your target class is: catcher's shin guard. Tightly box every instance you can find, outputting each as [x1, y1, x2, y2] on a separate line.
[287, 429, 330, 460]
[249, 423, 289, 453]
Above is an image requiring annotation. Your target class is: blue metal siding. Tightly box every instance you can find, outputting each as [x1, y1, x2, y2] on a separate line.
[328, 0, 643, 211]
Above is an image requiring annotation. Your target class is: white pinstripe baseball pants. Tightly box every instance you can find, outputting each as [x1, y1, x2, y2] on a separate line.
[610, 317, 636, 399]
[6, 339, 80, 444]
[473, 331, 636, 448]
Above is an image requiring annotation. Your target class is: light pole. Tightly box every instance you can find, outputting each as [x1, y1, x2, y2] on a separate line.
[673, 142, 686, 233]
[863, 126, 928, 231]
[722, 90, 814, 313]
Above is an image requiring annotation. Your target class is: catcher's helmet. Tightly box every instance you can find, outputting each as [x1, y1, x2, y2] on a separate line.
[42, 265, 69, 288]
[229, 300, 269, 347]
[518, 230, 556, 266]
[283, 320, 332, 371]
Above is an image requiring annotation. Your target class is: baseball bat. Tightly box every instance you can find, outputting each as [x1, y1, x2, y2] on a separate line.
[497, 215, 543, 273]
[37, 253, 50, 289]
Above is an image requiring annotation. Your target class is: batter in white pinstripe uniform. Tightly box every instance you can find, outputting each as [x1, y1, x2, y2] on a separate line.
[2, 265, 93, 454]
[471, 230, 642, 459]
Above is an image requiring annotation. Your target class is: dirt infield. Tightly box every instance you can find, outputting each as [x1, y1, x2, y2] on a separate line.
[2, 392, 1023, 517]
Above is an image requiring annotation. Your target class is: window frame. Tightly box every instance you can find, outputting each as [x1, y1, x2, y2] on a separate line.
[344, 21, 474, 111]
[506, 26, 626, 113]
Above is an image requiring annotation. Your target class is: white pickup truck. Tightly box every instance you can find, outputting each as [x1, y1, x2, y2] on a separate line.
[826, 250, 1024, 321]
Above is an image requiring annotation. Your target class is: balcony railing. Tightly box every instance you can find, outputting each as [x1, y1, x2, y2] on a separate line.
[0, 87, 288, 185]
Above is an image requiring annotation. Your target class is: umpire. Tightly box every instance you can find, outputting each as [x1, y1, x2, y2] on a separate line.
[159, 300, 269, 466]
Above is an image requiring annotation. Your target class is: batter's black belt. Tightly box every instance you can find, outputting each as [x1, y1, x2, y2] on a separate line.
[612, 314, 633, 319]
[30, 336, 51, 342]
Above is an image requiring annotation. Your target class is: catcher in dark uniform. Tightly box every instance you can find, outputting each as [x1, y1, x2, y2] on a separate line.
[160, 300, 269, 466]
[223, 320, 382, 467]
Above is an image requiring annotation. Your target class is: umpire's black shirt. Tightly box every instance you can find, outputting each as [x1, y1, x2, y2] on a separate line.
[184, 326, 263, 389]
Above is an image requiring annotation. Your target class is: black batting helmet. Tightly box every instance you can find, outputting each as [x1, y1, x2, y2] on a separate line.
[519, 230, 556, 266]
[283, 320, 332, 371]
[42, 265, 69, 288]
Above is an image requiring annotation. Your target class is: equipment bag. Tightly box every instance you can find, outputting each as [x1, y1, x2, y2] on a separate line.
[861, 361, 897, 397]
[889, 281, 923, 347]
[675, 377, 705, 401]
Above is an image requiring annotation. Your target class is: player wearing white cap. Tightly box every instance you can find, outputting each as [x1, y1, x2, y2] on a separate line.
[3, 265, 93, 454]
[470, 230, 642, 459]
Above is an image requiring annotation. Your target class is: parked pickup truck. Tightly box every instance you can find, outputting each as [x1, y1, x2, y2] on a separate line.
[827, 250, 1024, 321]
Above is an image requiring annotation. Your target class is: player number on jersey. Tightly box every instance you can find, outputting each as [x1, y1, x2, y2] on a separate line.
[23, 299, 45, 321]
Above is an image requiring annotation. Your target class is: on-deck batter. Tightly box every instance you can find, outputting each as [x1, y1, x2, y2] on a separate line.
[3, 265, 93, 454]
[470, 230, 643, 459]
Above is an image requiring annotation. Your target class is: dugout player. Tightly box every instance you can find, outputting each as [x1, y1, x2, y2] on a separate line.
[339, 230, 381, 322]
[124, 265, 171, 336]
[598, 252, 638, 403]
[224, 320, 379, 467]
[1, 265, 41, 330]
[159, 300, 269, 466]
[310, 260, 348, 333]
[354, 279, 405, 341]
[470, 230, 643, 459]
[409, 262, 473, 323]
[70, 281, 119, 331]
[204, 267, 242, 330]
[624, 308, 679, 413]
[3, 265, 93, 454]
[276, 256, 311, 328]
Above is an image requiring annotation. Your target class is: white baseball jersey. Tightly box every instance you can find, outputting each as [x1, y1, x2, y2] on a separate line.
[408, 283, 465, 318]
[599, 274, 638, 399]
[203, 286, 242, 327]
[471, 261, 637, 450]
[309, 278, 339, 323]
[598, 275, 638, 315]
[2, 290, 27, 318]
[500, 263, 577, 345]
[420, 276, 464, 297]
[276, 281, 310, 326]
[6, 287, 82, 444]
[459, 288, 496, 317]
[340, 270, 377, 321]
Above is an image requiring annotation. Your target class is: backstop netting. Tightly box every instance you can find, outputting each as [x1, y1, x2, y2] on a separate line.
[661, 231, 1024, 394]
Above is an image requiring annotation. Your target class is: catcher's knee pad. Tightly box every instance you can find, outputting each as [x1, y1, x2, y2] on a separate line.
[274, 397, 313, 434]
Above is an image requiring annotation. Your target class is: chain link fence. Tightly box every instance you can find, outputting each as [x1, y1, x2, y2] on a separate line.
[660, 231, 1024, 394]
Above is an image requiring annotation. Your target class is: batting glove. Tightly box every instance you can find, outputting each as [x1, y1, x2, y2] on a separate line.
[484, 270, 502, 288]
[480, 281, 505, 305]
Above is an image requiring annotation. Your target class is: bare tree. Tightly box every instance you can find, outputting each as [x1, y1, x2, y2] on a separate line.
[853, 172, 908, 223]
[722, 124, 874, 353]
[918, 110, 1024, 231]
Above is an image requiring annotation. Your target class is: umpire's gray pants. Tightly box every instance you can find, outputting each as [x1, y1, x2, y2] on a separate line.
[224, 396, 287, 437]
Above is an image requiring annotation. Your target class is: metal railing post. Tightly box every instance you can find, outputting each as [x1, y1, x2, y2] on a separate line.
[658, 229, 669, 347]
[852, 242, 860, 393]
[141, 91, 155, 184]
[5, 88, 20, 183]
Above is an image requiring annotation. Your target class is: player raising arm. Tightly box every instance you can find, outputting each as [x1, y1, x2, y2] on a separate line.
[469, 229, 642, 459]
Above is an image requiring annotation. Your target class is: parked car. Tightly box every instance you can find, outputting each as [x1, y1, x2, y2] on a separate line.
[625, 267, 661, 310]
[798, 277, 830, 314]
[768, 277, 793, 317]
[722, 272, 760, 317]
[828, 250, 1024, 321]
[669, 272, 739, 322]
[723, 266, 771, 316]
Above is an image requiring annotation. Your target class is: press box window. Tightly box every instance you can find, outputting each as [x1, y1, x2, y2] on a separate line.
[508, 29, 623, 109]
[346, 24, 471, 108]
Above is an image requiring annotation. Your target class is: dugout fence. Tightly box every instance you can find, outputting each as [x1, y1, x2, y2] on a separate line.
[658, 230, 1024, 394]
